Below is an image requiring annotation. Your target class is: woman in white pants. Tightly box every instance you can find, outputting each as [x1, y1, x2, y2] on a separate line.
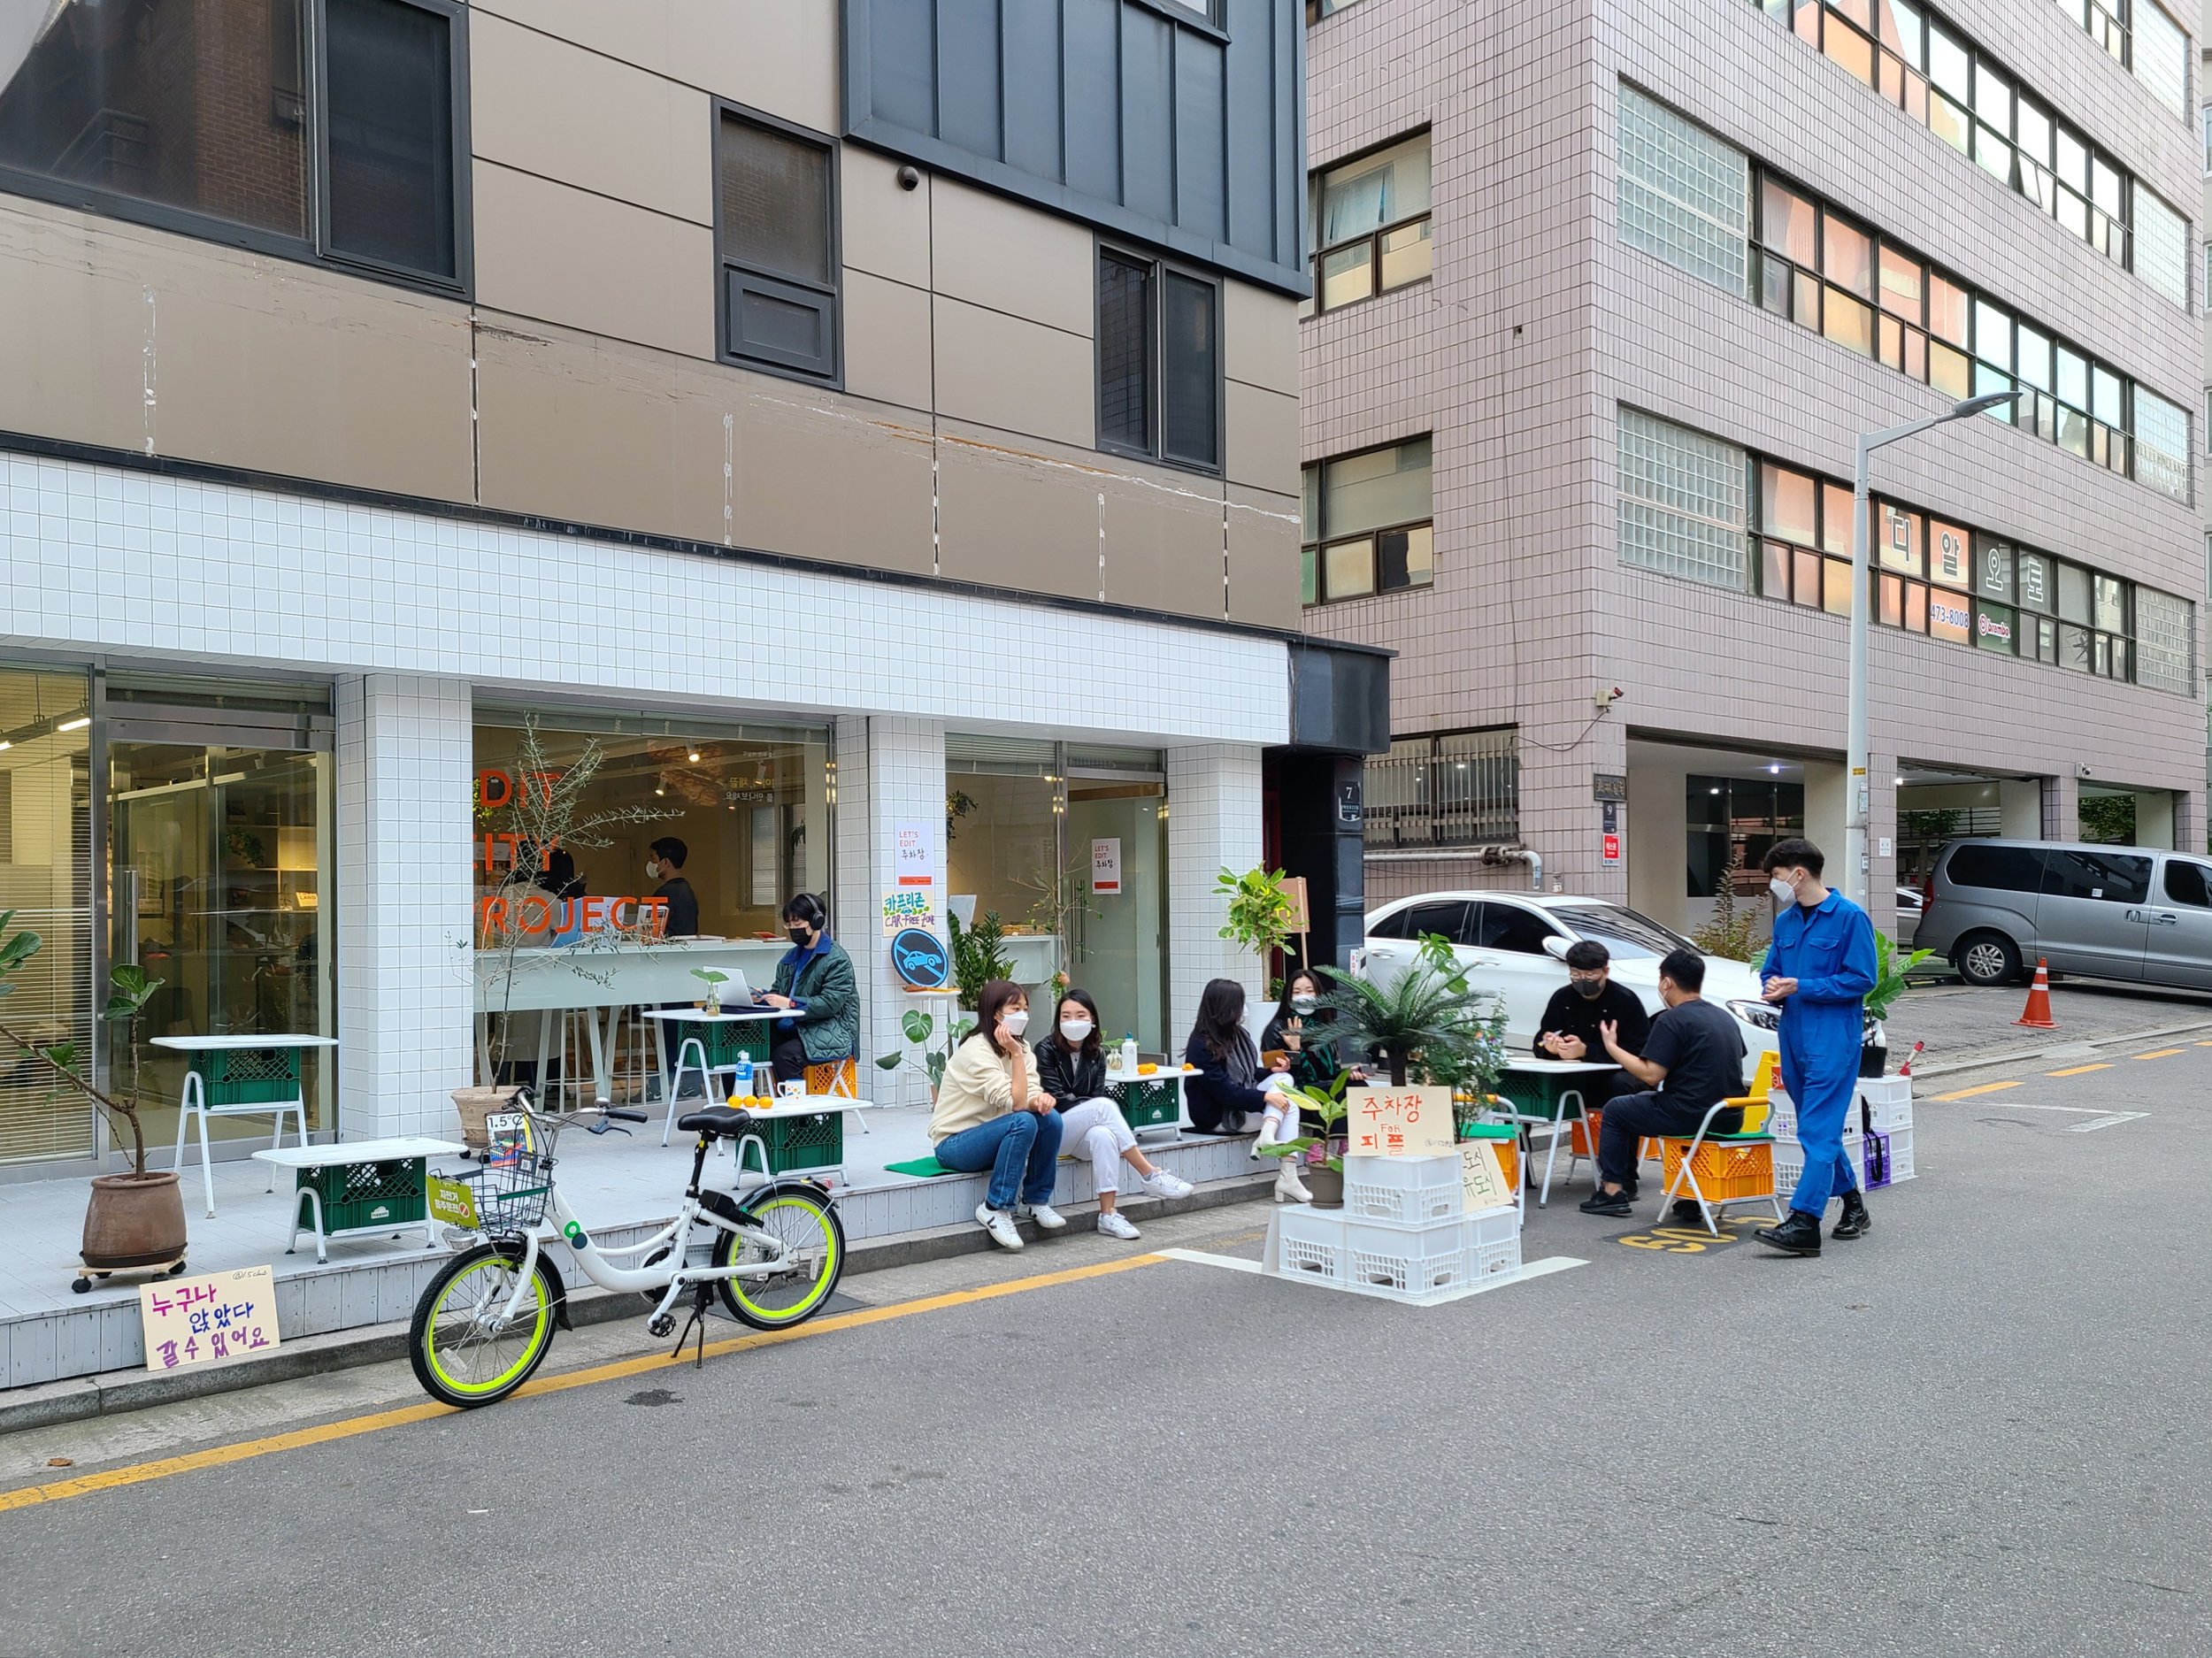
[1033, 990, 1194, 1240]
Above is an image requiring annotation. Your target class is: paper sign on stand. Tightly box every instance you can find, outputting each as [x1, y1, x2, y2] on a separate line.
[140, 1265, 280, 1372]
[893, 820, 936, 888]
[1091, 838, 1121, 894]
[1344, 1084, 1455, 1158]
[1459, 1141, 1514, 1211]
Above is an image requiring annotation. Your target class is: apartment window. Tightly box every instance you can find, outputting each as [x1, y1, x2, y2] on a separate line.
[1301, 437, 1434, 604]
[2132, 1, 2188, 118]
[1363, 729, 1519, 850]
[1096, 249, 1220, 472]
[1616, 85, 1749, 296]
[1307, 0, 1367, 19]
[1305, 133, 1432, 314]
[2202, 104, 2212, 170]
[2136, 587, 2195, 693]
[2067, 0, 2131, 63]
[716, 105, 840, 383]
[2133, 388, 2193, 502]
[0, 0, 465, 288]
[1617, 410, 1747, 589]
[2133, 188, 2190, 307]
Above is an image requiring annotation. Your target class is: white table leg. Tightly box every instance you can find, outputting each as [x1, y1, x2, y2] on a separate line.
[303, 1185, 328, 1264]
[171, 1071, 197, 1176]
[586, 1007, 611, 1107]
[534, 1009, 554, 1109]
[195, 1101, 216, 1219]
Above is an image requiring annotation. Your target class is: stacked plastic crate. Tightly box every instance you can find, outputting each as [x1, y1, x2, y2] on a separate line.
[1765, 1079, 1917, 1193]
[1267, 1155, 1521, 1304]
[1763, 1086, 1865, 1194]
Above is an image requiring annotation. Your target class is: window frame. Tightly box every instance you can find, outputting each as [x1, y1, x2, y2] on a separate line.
[1093, 243, 1225, 477]
[0, 0, 472, 298]
[711, 99, 843, 387]
[1304, 128, 1435, 317]
[1300, 434, 1437, 606]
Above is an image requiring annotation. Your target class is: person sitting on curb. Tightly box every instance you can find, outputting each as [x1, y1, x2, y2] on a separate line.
[1034, 988, 1194, 1241]
[1261, 968, 1366, 1091]
[1183, 978, 1309, 1203]
[1577, 948, 1745, 1219]
[928, 979, 1064, 1251]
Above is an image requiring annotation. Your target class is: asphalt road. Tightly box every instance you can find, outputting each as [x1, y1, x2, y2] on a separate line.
[3, 1038, 2206, 1658]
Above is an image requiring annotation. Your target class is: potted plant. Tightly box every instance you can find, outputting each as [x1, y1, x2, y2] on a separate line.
[874, 1007, 973, 1102]
[690, 966, 733, 1010]
[1215, 865, 1299, 973]
[947, 909, 1014, 1011]
[1254, 1074, 1352, 1208]
[0, 912, 183, 1276]
[1316, 932, 1504, 1088]
[1862, 932, 1932, 1077]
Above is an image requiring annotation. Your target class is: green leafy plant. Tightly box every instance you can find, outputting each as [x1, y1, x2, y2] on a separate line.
[1689, 841, 1760, 963]
[1215, 866, 1298, 962]
[1252, 1073, 1353, 1174]
[1318, 933, 1504, 1088]
[689, 967, 729, 1006]
[0, 914, 164, 1174]
[946, 789, 979, 841]
[874, 1006, 975, 1097]
[2078, 794, 2136, 845]
[947, 909, 1015, 1012]
[1865, 931, 1934, 1025]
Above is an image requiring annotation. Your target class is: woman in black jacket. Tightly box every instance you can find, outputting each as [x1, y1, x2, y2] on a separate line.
[1260, 967, 1365, 1092]
[1035, 989, 1192, 1241]
[1183, 978, 1309, 1202]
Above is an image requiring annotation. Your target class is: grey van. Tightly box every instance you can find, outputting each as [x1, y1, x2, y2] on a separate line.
[1916, 838, 2212, 989]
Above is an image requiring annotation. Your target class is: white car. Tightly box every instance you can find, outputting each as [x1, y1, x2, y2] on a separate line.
[1353, 891, 1780, 1086]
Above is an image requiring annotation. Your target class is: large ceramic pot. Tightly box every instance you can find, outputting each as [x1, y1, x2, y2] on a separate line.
[451, 1084, 527, 1152]
[81, 1171, 188, 1269]
[1303, 1163, 1345, 1209]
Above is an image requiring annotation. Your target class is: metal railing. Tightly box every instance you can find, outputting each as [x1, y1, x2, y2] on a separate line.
[1362, 729, 1518, 850]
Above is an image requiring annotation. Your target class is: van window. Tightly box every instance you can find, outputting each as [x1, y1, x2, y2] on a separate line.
[2162, 860, 2212, 909]
[1943, 843, 2047, 893]
[2041, 848, 2151, 904]
[1476, 902, 1562, 956]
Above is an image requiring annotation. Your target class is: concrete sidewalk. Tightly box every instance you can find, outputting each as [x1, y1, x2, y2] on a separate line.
[1884, 976, 2212, 1073]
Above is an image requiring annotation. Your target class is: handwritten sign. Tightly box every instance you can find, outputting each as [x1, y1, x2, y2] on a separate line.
[140, 1266, 279, 1372]
[1460, 1141, 1513, 1212]
[1091, 838, 1122, 895]
[1344, 1084, 1455, 1159]
[881, 888, 939, 935]
[894, 820, 936, 888]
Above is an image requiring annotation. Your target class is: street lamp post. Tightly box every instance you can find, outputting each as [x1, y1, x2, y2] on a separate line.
[1844, 389, 2024, 909]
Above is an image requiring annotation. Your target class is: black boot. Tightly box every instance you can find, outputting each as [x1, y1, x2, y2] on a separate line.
[1832, 1190, 1871, 1240]
[1754, 1209, 1824, 1256]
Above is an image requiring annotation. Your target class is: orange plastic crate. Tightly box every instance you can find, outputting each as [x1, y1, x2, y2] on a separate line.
[804, 1056, 858, 1097]
[1660, 1137, 1775, 1201]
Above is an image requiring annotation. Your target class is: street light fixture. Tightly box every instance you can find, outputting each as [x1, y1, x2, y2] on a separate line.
[1843, 388, 2024, 907]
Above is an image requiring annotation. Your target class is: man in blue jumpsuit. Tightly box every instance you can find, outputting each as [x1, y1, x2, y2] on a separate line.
[1753, 838, 1877, 1257]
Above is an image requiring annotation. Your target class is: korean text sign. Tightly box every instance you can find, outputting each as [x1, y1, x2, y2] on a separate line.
[140, 1265, 280, 1372]
[1344, 1084, 1455, 1158]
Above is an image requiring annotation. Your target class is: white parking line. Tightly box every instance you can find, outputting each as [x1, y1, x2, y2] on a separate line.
[1972, 1101, 2151, 1133]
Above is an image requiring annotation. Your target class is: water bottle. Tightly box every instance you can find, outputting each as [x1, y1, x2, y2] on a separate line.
[1121, 1034, 1139, 1077]
[732, 1052, 754, 1102]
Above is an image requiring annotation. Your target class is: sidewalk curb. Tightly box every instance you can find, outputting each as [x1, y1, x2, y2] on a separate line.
[1908, 1015, 2212, 1080]
[0, 1172, 1276, 1439]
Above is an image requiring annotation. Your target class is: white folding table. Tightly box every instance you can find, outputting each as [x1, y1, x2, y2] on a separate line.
[151, 1034, 339, 1218]
[640, 1007, 787, 1145]
[251, 1136, 466, 1263]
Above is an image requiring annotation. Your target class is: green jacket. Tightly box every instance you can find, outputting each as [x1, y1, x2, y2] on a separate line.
[769, 937, 859, 1065]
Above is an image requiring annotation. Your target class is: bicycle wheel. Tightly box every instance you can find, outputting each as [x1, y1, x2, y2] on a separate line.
[714, 1187, 846, 1331]
[411, 1243, 561, 1408]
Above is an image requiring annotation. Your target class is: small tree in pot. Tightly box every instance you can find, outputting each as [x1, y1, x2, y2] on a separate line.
[1313, 933, 1504, 1089]
[0, 913, 181, 1276]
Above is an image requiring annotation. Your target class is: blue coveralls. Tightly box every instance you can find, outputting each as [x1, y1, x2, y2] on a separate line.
[1764, 888, 1878, 1217]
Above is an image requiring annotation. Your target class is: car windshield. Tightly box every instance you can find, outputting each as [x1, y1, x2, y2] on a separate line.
[1555, 903, 1693, 960]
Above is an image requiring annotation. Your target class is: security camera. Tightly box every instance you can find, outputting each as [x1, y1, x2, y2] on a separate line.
[2076, 763, 2092, 779]
[896, 165, 921, 191]
[1594, 686, 1625, 710]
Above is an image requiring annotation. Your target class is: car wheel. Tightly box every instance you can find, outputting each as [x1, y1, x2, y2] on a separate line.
[1955, 933, 2021, 988]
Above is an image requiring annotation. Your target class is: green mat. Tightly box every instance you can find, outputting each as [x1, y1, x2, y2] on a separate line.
[886, 1155, 956, 1178]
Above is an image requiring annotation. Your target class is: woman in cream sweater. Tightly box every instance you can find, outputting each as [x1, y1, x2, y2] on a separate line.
[929, 979, 1066, 1251]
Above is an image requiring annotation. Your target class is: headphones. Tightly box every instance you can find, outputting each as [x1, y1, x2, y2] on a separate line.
[786, 892, 827, 930]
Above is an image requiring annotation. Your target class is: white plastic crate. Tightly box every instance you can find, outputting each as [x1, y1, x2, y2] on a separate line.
[1856, 1076, 1915, 1133]
[1343, 1216, 1473, 1296]
[1763, 1088, 1870, 1145]
[1272, 1205, 1348, 1283]
[1342, 1153, 1463, 1227]
[1773, 1132, 1866, 1199]
[1863, 1125, 1916, 1186]
[1464, 1203, 1522, 1278]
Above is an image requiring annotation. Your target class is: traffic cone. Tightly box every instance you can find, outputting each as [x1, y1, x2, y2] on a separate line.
[2015, 959, 2058, 1030]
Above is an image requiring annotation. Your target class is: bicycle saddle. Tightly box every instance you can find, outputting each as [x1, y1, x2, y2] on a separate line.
[676, 1105, 752, 1138]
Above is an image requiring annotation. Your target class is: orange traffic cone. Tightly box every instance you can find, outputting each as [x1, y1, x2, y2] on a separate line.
[2015, 958, 2058, 1030]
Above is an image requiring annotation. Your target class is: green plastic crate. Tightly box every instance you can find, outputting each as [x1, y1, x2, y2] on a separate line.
[1493, 1072, 1583, 1121]
[698, 1022, 764, 1069]
[738, 1109, 842, 1175]
[296, 1157, 426, 1232]
[193, 1045, 302, 1107]
[1458, 1122, 1518, 1145]
[1112, 1077, 1179, 1132]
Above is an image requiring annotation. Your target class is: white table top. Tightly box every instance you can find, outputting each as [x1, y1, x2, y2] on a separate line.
[1502, 1055, 1620, 1074]
[252, 1137, 464, 1167]
[1105, 1066, 1195, 1085]
[685, 1096, 872, 1119]
[151, 1034, 338, 1051]
[639, 1006, 784, 1025]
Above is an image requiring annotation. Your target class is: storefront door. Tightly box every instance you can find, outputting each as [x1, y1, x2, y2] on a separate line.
[1064, 781, 1168, 1054]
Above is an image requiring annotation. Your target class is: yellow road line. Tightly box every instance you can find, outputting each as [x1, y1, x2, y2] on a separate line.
[2046, 1063, 2113, 1078]
[1933, 1079, 2020, 1101]
[0, 1251, 1169, 1516]
[2133, 1048, 2185, 1061]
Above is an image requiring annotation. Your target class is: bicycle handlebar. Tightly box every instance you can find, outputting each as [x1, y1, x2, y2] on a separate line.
[598, 1108, 649, 1124]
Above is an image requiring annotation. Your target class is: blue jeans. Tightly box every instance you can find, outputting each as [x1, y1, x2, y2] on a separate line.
[933, 1110, 1064, 1211]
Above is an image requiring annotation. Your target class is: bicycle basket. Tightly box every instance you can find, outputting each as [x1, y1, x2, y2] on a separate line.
[454, 1111, 555, 1232]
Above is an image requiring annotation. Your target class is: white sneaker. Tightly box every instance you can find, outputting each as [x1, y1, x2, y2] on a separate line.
[1095, 1209, 1142, 1240]
[1141, 1170, 1194, 1200]
[976, 1203, 1023, 1250]
[1018, 1201, 1069, 1232]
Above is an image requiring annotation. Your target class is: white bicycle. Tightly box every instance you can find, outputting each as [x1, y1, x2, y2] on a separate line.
[408, 1101, 845, 1408]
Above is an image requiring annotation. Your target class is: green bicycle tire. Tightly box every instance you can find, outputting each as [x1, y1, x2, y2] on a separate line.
[410, 1244, 560, 1408]
[713, 1189, 845, 1331]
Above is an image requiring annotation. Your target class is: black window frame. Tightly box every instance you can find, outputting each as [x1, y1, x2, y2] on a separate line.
[0, 0, 471, 298]
[1300, 434, 1436, 606]
[1304, 127, 1433, 317]
[712, 99, 842, 388]
[1094, 243, 1224, 476]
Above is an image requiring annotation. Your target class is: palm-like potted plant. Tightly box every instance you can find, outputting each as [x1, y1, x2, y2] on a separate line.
[1862, 932, 1932, 1076]
[1316, 933, 1505, 1088]
[0, 912, 181, 1277]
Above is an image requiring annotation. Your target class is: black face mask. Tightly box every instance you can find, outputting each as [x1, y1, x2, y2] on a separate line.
[1573, 978, 1605, 1000]
[787, 926, 813, 948]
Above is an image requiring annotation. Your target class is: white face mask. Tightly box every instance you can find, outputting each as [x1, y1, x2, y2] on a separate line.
[1002, 1009, 1030, 1036]
[1768, 874, 1797, 903]
[1060, 1018, 1094, 1043]
[645, 859, 662, 881]
[1290, 994, 1318, 1014]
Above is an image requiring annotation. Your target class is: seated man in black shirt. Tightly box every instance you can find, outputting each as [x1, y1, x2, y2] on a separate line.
[1578, 948, 1746, 1219]
[1534, 940, 1650, 1119]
